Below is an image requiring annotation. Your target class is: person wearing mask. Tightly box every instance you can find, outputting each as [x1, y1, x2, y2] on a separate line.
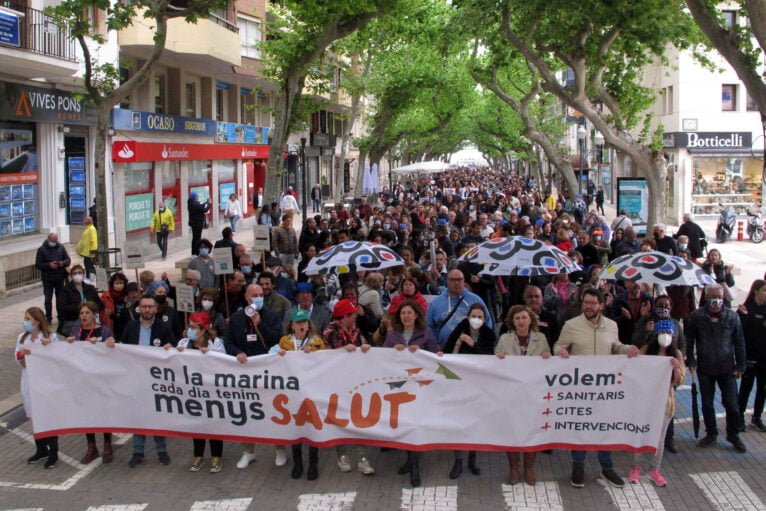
[554, 288, 640, 488]
[64, 301, 117, 464]
[35, 233, 71, 324]
[225, 284, 282, 470]
[259, 272, 291, 321]
[627, 320, 685, 487]
[283, 282, 331, 335]
[426, 269, 492, 348]
[238, 254, 255, 284]
[444, 303, 495, 479]
[114, 282, 142, 340]
[122, 294, 176, 467]
[148, 280, 182, 342]
[653, 224, 677, 255]
[272, 214, 299, 267]
[188, 239, 218, 290]
[675, 213, 706, 260]
[275, 309, 326, 480]
[323, 299, 374, 475]
[171, 312, 226, 473]
[187, 192, 211, 256]
[225, 193, 242, 232]
[589, 228, 611, 266]
[737, 279, 766, 432]
[16, 307, 59, 469]
[384, 300, 440, 487]
[686, 283, 747, 453]
[100, 272, 128, 332]
[496, 305, 551, 485]
[58, 264, 102, 336]
[76, 216, 98, 278]
[199, 287, 227, 338]
[150, 201, 175, 260]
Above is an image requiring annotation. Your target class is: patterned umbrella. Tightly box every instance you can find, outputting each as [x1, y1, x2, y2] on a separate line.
[458, 236, 581, 276]
[597, 251, 715, 287]
[303, 241, 405, 275]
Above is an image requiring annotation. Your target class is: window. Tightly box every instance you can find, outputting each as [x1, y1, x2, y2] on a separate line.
[238, 16, 262, 59]
[154, 74, 166, 114]
[666, 85, 673, 115]
[241, 91, 255, 125]
[216, 88, 224, 121]
[257, 93, 271, 127]
[722, 10, 736, 28]
[185, 82, 197, 118]
[746, 92, 758, 111]
[722, 84, 737, 111]
[119, 67, 130, 109]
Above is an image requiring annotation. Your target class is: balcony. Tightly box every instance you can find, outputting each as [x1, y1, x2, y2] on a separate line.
[0, 2, 79, 79]
[119, 13, 241, 73]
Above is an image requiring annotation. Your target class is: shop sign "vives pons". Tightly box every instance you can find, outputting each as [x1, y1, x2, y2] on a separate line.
[663, 131, 752, 153]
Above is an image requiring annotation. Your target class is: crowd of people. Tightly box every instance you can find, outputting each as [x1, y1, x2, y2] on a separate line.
[20, 167, 765, 490]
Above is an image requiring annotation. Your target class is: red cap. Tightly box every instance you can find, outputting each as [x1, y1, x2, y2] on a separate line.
[333, 299, 358, 319]
[189, 312, 211, 329]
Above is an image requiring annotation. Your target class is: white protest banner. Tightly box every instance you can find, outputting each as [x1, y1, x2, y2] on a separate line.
[27, 343, 670, 452]
[212, 247, 234, 275]
[175, 284, 195, 313]
[252, 225, 271, 252]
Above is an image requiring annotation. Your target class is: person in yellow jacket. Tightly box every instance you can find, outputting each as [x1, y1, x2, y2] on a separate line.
[150, 201, 175, 260]
[77, 216, 97, 278]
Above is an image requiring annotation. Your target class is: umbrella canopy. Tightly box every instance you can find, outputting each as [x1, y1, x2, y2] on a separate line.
[392, 160, 450, 174]
[458, 236, 581, 276]
[303, 241, 404, 275]
[598, 251, 715, 287]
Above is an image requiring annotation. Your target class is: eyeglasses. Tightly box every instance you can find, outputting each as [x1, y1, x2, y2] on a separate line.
[448, 278, 464, 282]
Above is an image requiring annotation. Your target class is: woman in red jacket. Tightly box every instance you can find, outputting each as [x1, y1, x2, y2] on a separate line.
[99, 272, 128, 331]
[388, 275, 428, 317]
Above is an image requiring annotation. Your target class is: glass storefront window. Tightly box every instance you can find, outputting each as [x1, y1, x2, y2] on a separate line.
[693, 157, 761, 197]
[0, 123, 38, 238]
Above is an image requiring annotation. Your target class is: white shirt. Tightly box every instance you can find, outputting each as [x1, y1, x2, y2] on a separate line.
[281, 194, 299, 212]
[226, 199, 242, 217]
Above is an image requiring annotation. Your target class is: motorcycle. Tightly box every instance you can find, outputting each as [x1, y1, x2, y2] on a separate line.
[746, 207, 764, 244]
[715, 204, 737, 243]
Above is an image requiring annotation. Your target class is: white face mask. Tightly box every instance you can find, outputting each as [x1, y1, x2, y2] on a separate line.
[469, 317, 484, 330]
[201, 300, 214, 311]
[657, 333, 673, 348]
[72, 274, 84, 284]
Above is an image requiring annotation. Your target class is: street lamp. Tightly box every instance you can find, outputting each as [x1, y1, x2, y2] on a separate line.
[300, 137, 307, 219]
[577, 124, 587, 195]
[594, 130, 604, 190]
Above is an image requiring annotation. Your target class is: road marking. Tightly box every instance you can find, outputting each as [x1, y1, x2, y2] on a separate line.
[400, 486, 458, 511]
[502, 482, 563, 510]
[1, 508, 44, 511]
[189, 498, 252, 511]
[86, 505, 148, 511]
[598, 478, 665, 510]
[297, 492, 356, 511]
[691, 471, 765, 510]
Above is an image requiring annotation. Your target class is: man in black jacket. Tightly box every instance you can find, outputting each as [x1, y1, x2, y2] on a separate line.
[675, 213, 706, 260]
[120, 294, 176, 468]
[35, 234, 71, 323]
[188, 192, 210, 256]
[687, 283, 747, 453]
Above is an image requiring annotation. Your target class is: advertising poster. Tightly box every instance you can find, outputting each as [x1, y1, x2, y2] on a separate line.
[219, 182, 236, 211]
[125, 193, 154, 232]
[616, 178, 648, 227]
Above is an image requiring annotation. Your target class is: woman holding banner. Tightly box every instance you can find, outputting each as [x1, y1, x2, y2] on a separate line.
[384, 299, 440, 487]
[16, 307, 59, 469]
[65, 301, 116, 464]
[444, 303, 495, 479]
[172, 312, 226, 473]
[495, 305, 551, 485]
[627, 320, 684, 487]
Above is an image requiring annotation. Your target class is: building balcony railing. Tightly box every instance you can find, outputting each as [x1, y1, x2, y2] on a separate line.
[0, 2, 77, 62]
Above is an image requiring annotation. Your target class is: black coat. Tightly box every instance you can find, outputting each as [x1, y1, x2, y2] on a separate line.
[676, 221, 706, 259]
[188, 199, 210, 229]
[121, 317, 176, 346]
[739, 300, 766, 365]
[224, 307, 281, 357]
[58, 282, 102, 322]
[444, 318, 496, 355]
[35, 241, 71, 283]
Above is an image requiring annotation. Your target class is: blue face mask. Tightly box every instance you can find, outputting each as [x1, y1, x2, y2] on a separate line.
[199, 248, 210, 257]
[23, 320, 35, 332]
[251, 296, 264, 310]
[241, 265, 251, 274]
[187, 327, 198, 341]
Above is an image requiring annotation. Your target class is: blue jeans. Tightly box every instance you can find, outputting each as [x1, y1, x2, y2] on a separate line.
[312, 199, 321, 213]
[133, 434, 166, 454]
[699, 371, 741, 437]
[571, 450, 613, 469]
[229, 215, 240, 232]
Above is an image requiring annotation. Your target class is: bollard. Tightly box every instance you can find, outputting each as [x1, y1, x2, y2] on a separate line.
[738, 220, 744, 241]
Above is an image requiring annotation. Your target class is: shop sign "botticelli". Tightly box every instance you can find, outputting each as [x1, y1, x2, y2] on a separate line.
[663, 131, 752, 152]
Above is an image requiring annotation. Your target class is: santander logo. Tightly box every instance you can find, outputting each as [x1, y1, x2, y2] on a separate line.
[117, 144, 135, 159]
[161, 145, 189, 159]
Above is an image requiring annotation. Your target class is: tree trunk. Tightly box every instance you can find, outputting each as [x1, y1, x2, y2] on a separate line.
[354, 147, 368, 198]
[265, 76, 302, 204]
[94, 106, 111, 267]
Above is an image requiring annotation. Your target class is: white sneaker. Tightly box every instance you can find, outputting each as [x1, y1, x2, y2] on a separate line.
[274, 446, 287, 467]
[337, 455, 352, 472]
[357, 457, 375, 475]
[236, 452, 255, 469]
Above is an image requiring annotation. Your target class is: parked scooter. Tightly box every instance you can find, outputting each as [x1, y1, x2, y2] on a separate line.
[716, 204, 737, 243]
[746, 207, 764, 244]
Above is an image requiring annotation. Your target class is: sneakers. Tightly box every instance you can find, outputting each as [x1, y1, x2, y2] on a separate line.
[570, 466, 585, 488]
[44, 453, 58, 470]
[128, 453, 144, 468]
[628, 466, 641, 484]
[27, 451, 48, 464]
[647, 469, 667, 487]
[158, 452, 171, 465]
[236, 452, 256, 469]
[751, 418, 766, 432]
[357, 457, 375, 475]
[190, 457, 204, 472]
[274, 446, 288, 467]
[337, 455, 352, 473]
[601, 469, 625, 488]
[698, 434, 717, 447]
[726, 435, 747, 453]
[210, 457, 223, 473]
